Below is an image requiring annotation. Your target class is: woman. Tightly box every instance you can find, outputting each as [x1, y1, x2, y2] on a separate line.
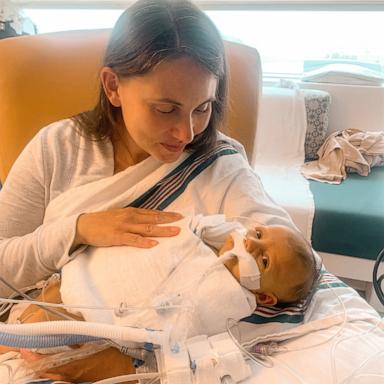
[0, 0, 293, 380]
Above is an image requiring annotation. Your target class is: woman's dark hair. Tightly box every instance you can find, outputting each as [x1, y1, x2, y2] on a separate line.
[73, 0, 227, 154]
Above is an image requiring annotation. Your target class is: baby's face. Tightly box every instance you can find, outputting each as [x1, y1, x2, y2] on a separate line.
[245, 224, 308, 300]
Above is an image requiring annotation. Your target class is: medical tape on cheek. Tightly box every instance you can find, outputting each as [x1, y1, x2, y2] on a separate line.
[229, 230, 261, 291]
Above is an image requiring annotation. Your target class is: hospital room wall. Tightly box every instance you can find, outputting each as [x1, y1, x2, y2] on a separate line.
[300, 82, 384, 134]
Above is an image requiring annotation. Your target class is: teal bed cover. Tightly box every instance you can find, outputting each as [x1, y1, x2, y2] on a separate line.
[309, 166, 384, 261]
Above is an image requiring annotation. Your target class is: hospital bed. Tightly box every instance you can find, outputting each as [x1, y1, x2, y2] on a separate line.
[0, 30, 383, 384]
[255, 85, 384, 313]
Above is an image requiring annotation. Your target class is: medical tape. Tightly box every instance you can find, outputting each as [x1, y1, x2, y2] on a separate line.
[156, 340, 192, 384]
[185, 333, 252, 383]
[209, 332, 252, 382]
[221, 229, 260, 291]
[186, 335, 221, 384]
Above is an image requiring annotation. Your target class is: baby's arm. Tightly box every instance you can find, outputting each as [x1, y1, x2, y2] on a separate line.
[0, 279, 68, 354]
[4, 278, 134, 383]
[0, 345, 19, 353]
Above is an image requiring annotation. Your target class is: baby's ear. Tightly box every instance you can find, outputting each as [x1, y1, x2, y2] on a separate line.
[255, 292, 278, 306]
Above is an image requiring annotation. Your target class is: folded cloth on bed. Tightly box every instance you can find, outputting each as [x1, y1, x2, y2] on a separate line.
[301, 128, 384, 184]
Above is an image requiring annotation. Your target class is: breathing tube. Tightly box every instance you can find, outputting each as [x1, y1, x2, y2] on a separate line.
[0, 317, 165, 345]
[0, 332, 99, 348]
[0, 274, 165, 367]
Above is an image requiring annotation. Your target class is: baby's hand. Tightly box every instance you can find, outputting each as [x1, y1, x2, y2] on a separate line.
[21, 345, 135, 382]
[20, 349, 67, 381]
[0, 345, 20, 354]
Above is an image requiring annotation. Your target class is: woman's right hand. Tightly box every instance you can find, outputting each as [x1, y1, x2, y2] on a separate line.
[73, 207, 183, 249]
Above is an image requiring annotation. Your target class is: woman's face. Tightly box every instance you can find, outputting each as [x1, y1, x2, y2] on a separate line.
[103, 56, 218, 163]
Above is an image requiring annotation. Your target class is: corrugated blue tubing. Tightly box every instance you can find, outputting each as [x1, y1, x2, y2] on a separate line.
[0, 332, 100, 348]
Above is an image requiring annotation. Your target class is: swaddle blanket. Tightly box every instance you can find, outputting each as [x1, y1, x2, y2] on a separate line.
[301, 128, 384, 184]
[60, 215, 256, 340]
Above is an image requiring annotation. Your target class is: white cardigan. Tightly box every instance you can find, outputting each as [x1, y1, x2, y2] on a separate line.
[0, 119, 293, 297]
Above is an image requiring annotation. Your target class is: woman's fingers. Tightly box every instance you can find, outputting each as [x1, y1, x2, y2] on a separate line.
[74, 208, 184, 248]
[121, 208, 183, 238]
[130, 208, 183, 223]
[113, 224, 181, 248]
[123, 222, 181, 237]
[117, 233, 158, 248]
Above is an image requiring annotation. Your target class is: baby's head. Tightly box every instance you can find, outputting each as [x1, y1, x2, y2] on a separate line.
[220, 224, 319, 306]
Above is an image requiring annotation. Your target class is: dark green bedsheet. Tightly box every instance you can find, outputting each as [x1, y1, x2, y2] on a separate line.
[309, 166, 384, 260]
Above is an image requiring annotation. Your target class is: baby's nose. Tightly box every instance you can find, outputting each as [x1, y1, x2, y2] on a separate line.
[245, 237, 262, 255]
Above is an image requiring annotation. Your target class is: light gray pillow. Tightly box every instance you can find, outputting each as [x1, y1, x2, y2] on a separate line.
[303, 89, 331, 161]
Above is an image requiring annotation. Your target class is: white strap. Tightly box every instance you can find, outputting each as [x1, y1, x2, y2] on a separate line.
[185, 333, 252, 383]
[221, 230, 261, 291]
[157, 333, 252, 384]
[209, 332, 252, 382]
[186, 335, 221, 384]
[156, 342, 192, 384]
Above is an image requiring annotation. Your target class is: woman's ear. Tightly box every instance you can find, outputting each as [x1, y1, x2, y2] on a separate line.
[100, 67, 121, 107]
[255, 292, 278, 306]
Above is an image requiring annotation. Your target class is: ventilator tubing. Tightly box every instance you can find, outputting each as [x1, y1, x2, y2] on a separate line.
[0, 320, 165, 345]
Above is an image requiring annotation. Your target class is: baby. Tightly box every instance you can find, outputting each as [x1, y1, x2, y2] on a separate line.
[220, 223, 318, 306]
[2, 219, 318, 382]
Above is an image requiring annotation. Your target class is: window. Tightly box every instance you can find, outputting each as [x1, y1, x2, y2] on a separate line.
[22, 4, 384, 80]
[23, 8, 123, 32]
[207, 10, 384, 79]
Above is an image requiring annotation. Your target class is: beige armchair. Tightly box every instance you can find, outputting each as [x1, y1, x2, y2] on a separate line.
[0, 30, 261, 182]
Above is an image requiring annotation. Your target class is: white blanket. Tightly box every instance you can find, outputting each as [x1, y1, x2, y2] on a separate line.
[2, 271, 382, 384]
[60, 215, 256, 340]
[241, 283, 383, 384]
